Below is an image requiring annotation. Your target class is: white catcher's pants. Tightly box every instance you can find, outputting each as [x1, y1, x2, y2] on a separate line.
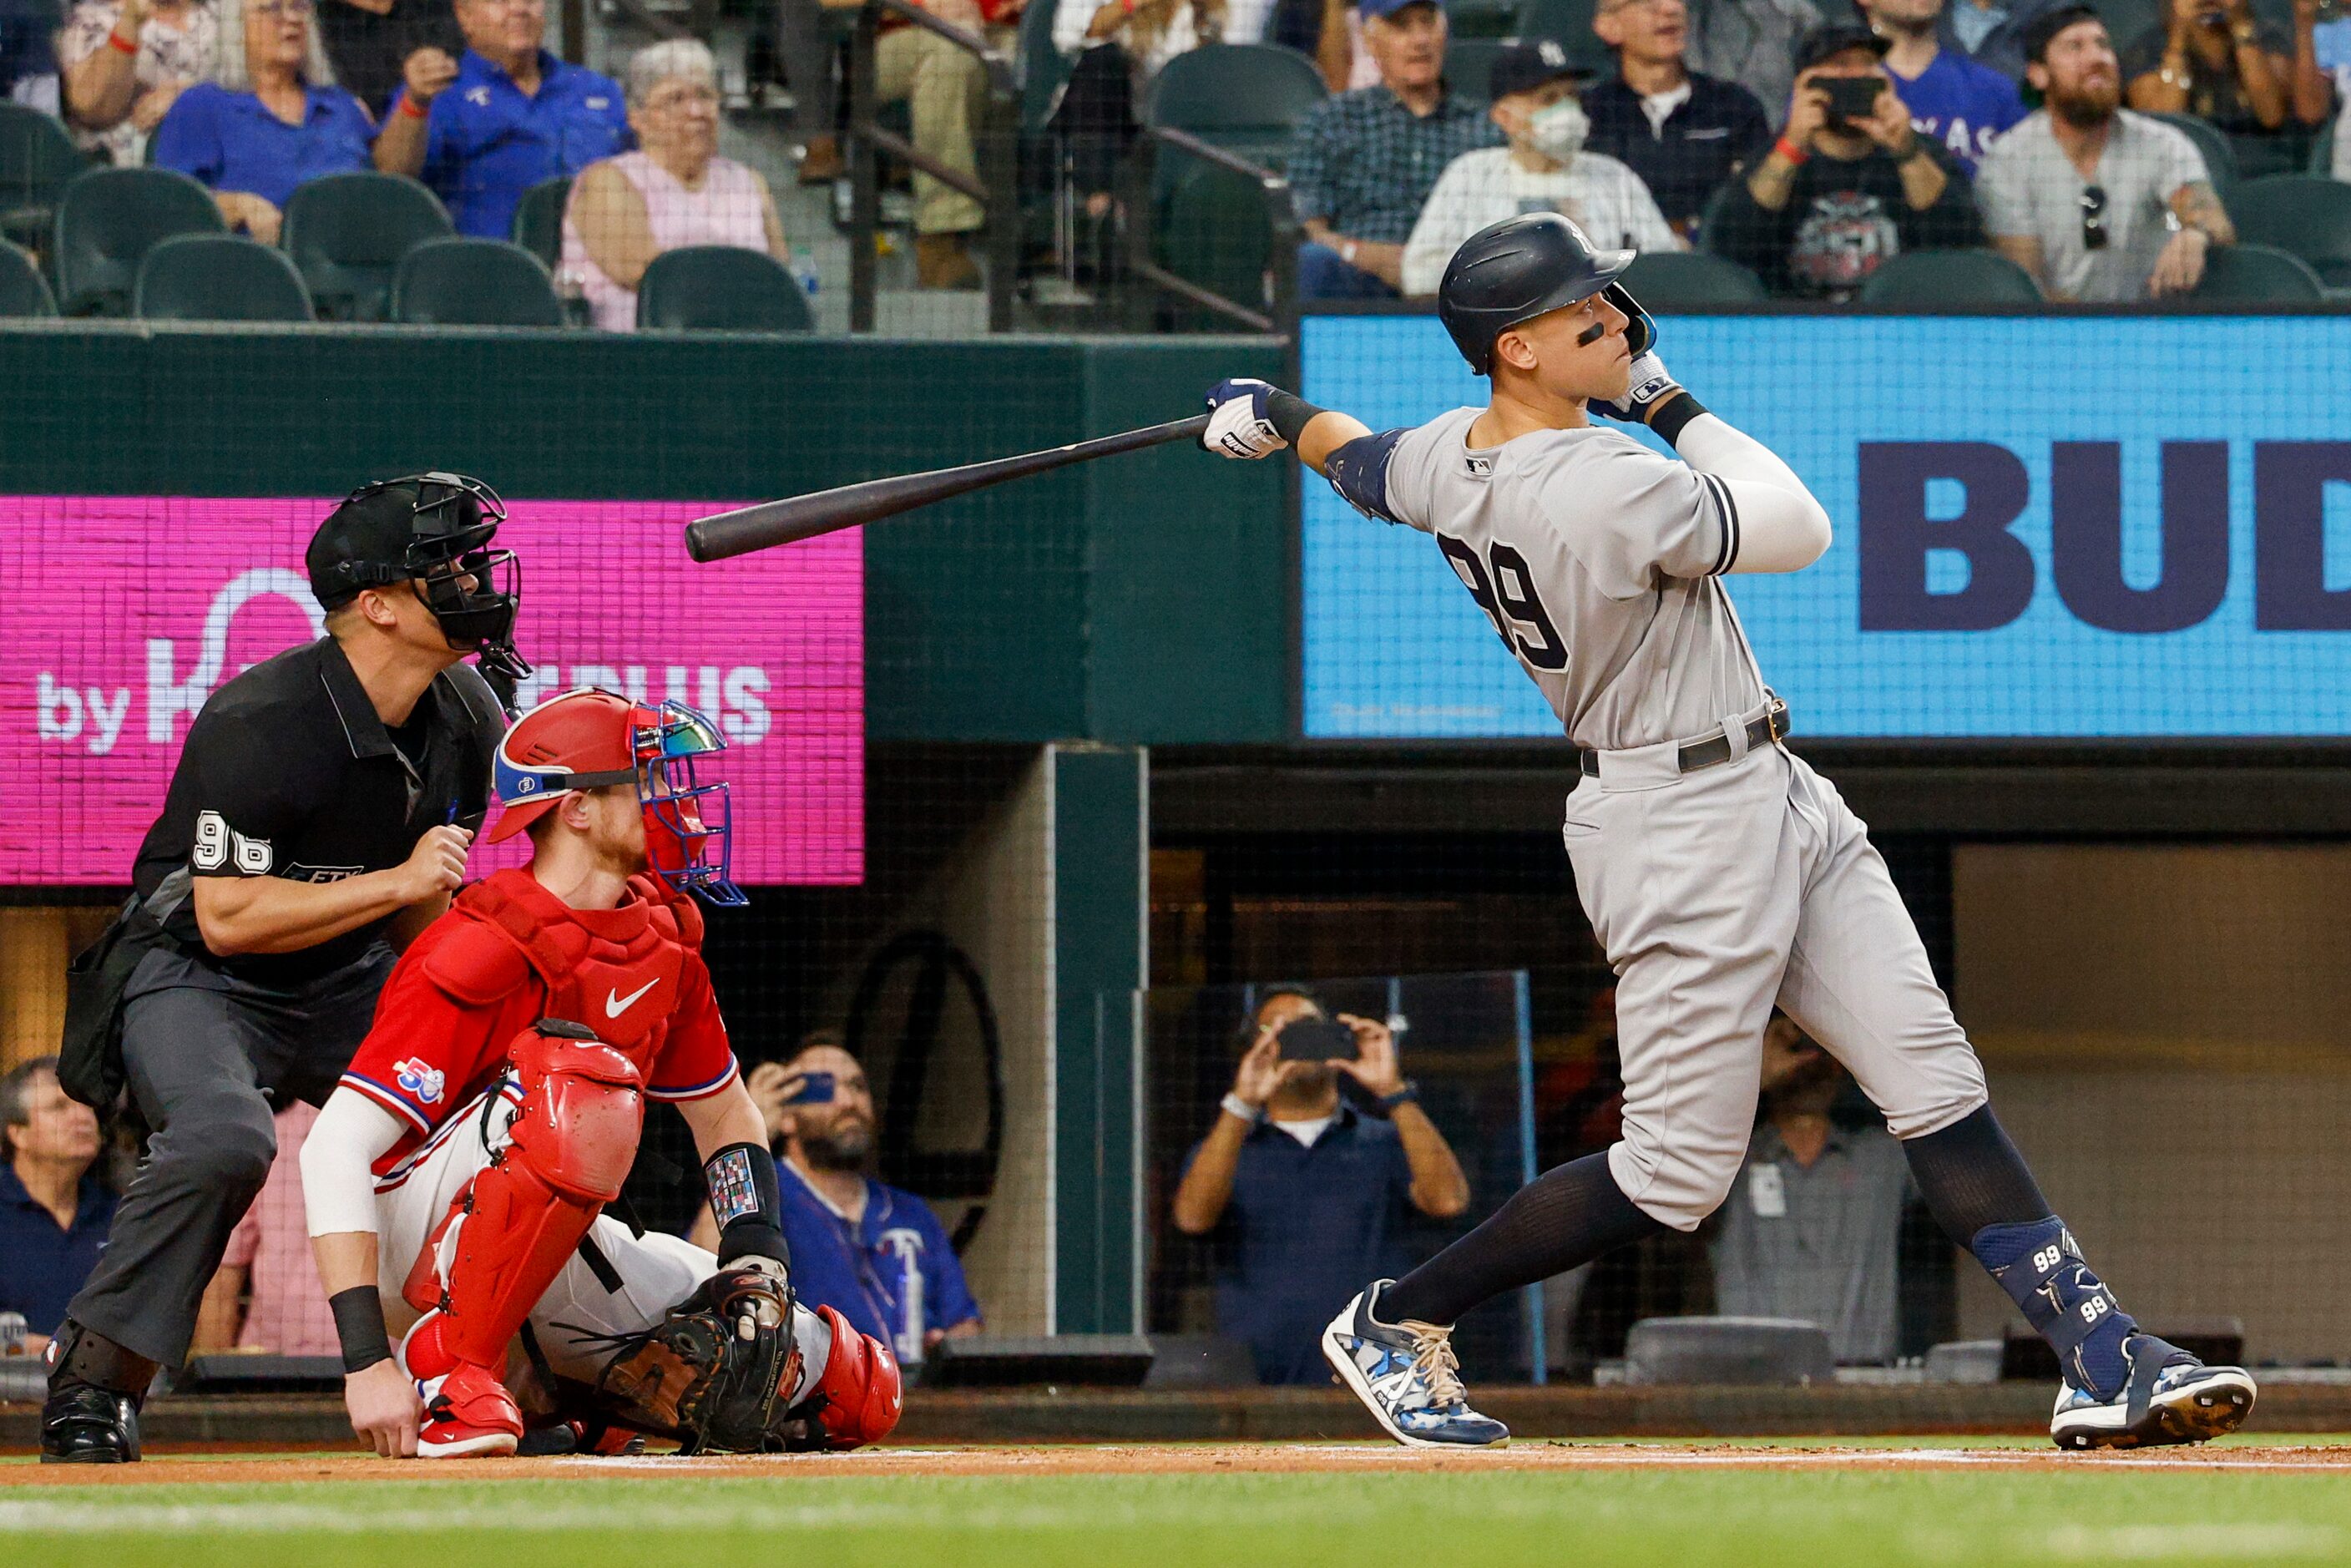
[1565, 703, 1989, 1231]
[372, 1080, 723, 1385]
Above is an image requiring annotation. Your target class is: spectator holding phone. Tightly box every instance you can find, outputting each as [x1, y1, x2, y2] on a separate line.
[2124, 0, 2331, 179]
[1170, 989, 1470, 1385]
[696, 1032, 981, 1370]
[1709, 19, 1981, 297]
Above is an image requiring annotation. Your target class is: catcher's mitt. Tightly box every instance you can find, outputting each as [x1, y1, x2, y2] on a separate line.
[585, 1266, 801, 1454]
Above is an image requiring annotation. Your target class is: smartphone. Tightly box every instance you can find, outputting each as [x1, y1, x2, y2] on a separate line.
[1821, 75, 1882, 124]
[786, 1070, 837, 1105]
[1276, 1017, 1357, 1063]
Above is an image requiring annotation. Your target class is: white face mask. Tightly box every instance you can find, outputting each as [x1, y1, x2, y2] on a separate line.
[1524, 96, 1590, 162]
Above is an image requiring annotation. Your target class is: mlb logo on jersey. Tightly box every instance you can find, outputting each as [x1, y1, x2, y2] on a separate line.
[395, 1058, 447, 1105]
[1464, 455, 1493, 478]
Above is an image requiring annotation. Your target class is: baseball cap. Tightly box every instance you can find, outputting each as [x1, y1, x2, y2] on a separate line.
[1488, 37, 1595, 101]
[307, 483, 428, 611]
[2021, 1, 2102, 63]
[1793, 20, 1889, 75]
[1359, 0, 1443, 23]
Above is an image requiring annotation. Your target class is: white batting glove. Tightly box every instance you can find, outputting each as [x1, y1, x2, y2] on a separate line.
[1591, 351, 1681, 425]
[1201, 377, 1287, 460]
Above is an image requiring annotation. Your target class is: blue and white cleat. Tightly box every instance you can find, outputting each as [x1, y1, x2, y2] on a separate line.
[2050, 1333, 2257, 1450]
[1322, 1281, 1509, 1449]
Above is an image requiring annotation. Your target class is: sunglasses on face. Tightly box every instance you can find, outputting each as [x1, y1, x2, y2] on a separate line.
[2081, 185, 2108, 250]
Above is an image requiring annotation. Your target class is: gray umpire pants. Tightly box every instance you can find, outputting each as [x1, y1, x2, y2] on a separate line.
[1565, 700, 1990, 1232]
[67, 942, 393, 1368]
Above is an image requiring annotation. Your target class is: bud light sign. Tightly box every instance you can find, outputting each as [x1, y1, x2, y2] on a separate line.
[1302, 313, 2351, 738]
[3, 496, 863, 884]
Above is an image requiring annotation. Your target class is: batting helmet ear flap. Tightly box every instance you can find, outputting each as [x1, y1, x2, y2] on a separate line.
[1602, 282, 1655, 359]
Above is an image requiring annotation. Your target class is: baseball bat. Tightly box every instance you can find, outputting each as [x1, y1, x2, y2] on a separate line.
[684, 413, 1213, 564]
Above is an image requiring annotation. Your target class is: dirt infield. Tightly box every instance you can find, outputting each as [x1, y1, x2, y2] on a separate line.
[8, 1440, 2351, 1486]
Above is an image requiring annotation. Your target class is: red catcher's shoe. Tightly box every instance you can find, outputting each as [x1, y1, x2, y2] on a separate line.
[417, 1363, 523, 1459]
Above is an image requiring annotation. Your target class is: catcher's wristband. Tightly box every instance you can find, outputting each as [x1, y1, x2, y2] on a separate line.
[1265, 389, 1326, 446]
[329, 1286, 392, 1374]
[706, 1141, 791, 1269]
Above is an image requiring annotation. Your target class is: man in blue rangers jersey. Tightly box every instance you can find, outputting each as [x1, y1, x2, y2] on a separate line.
[1197, 212, 2255, 1454]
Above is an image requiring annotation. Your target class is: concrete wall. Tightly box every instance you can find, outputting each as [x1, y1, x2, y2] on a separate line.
[1952, 842, 2351, 1362]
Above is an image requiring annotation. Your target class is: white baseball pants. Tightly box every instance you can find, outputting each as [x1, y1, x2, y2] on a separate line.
[1564, 701, 1989, 1231]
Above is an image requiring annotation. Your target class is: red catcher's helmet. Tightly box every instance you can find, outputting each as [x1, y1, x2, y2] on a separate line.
[488, 687, 744, 906]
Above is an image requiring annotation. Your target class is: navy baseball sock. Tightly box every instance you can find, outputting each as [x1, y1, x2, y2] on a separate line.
[1378, 1152, 1662, 1328]
[1903, 1106, 2137, 1399]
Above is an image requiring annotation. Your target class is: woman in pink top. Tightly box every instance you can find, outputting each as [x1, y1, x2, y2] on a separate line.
[562, 38, 791, 331]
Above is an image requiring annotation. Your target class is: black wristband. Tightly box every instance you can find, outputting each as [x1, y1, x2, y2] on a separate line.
[1647, 391, 1709, 448]
[328, 1286, 392, 1374]
[1266, 388, 1326, 445]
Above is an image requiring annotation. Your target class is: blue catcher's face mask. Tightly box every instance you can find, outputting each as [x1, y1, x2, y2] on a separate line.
[636, 700, 746, 907]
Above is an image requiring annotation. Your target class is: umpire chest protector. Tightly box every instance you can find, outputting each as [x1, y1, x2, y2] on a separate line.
[422, 867, 704, 1059]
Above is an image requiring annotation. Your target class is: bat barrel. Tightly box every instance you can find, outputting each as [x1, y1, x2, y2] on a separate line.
[685, 414, 1212, 563]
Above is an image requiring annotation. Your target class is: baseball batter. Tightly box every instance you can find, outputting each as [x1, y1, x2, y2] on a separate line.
[301, 687, 900, 1458]
[1200, 213, 2254, 1452]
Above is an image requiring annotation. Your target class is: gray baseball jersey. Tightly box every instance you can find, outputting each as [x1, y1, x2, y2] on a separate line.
[1334, 407, 1765, 751]
[1327, 409, 1990, 1234]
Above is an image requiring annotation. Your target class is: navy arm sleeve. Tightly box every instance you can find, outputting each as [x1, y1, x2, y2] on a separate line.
[1322, 428, 1411, 526]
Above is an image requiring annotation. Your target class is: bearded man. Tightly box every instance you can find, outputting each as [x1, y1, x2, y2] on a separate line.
[734, 1035, 984, 1373]
[1976, 3, 2235, 300]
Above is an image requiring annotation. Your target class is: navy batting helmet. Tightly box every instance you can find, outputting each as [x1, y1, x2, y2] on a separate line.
[1437, 214, 1649, 376]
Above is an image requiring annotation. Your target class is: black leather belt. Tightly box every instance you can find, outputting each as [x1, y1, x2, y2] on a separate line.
[1578, 698, 1791, 779]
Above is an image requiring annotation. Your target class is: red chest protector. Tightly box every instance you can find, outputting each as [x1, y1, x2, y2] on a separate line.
[427, 867, 705, 1072]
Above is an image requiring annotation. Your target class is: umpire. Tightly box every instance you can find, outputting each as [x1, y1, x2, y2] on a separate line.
[41, 474, 520, 1464]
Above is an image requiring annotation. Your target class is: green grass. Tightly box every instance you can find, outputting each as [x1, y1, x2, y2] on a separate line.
[9, 1454, 2351, 1568]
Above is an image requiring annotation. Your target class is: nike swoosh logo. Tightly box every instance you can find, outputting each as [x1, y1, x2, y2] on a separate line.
[605, 979, 660, 1019]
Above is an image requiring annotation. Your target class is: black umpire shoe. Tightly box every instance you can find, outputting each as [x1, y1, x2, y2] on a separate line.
[40, 1383, 141, 1464]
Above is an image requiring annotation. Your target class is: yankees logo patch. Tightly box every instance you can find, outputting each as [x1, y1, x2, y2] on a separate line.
[394, 1057, 447, 1105]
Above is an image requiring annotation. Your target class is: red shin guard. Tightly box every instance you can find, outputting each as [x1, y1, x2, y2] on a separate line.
[407, 1026, 645, 1379]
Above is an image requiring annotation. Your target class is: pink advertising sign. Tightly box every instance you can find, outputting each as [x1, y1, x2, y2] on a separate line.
[0, 496, 862, 886]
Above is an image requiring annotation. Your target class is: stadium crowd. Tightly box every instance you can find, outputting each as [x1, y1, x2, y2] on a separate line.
[2, 0, 2348, 316]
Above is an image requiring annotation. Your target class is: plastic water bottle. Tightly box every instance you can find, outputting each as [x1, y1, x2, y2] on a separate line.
[790, 245, 821, 300]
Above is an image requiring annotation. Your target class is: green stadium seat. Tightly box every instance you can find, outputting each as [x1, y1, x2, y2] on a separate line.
[392, 237, 563, 326]
[2091, 0, 2161, 53]
[510, 175, 572, 270]
[1856, 247, 2044, 305]
[1620, 249, 1767, 307]
[51, 165, 226, 316]
[1018, 0, 1072, 139]
[0, 237, 56, 316]
[1145, 43, 1327, 168]
[281, 172, 453, 322]
[1449, 0, 1521, 37]
[1446, 37, 1510, 106]
[2188, 240, 2325, 303]
[2227, 174, 2351, 289]
[2146, 110, 2239, 199]
[0, 103, 87, 251]
[636, 245, 814, 331]
[1694, 178, 1747, 256]
[1158, 159, 1272, 327]
[134, 232, 315, 321]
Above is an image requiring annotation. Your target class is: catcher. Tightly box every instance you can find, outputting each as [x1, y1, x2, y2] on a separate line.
[300, 686, 900, 1458]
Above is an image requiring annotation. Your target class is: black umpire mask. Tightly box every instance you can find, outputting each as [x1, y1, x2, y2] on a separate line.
[310, 472, 531, 690]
